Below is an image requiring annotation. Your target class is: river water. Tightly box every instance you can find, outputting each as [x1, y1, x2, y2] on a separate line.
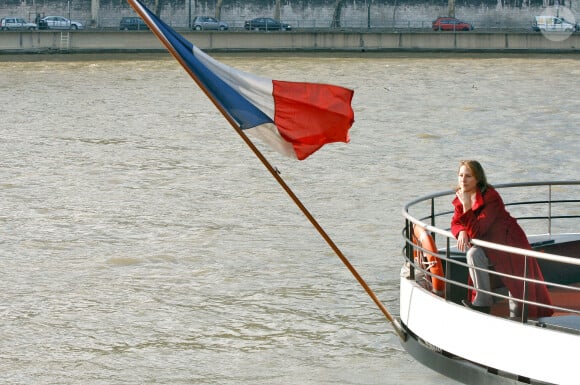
[1, 52, 579, 385]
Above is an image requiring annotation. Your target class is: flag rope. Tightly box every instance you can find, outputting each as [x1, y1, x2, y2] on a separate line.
[128, 0, 405, 341]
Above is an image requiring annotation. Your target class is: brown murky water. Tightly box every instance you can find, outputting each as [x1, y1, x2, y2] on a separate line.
[1, 52, 579, 385]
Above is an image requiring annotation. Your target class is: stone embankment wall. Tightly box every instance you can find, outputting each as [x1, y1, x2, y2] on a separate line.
[0, 0, 576, 30]
[1, 30, 579, 53]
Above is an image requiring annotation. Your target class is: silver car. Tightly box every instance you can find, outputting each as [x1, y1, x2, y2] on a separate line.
[0, 17, 37, 31]
[40, 16, 84, 30]
[192, 16, 228, 31]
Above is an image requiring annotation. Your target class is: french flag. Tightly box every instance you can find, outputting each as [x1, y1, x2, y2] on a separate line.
[128, 0, 354, 160]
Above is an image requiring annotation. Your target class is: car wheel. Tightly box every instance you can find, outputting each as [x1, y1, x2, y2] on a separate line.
[195, 25, 202, 31]
[71, 25, 78, 30]
[219, 26, 226, 31]
[253, 27, 260, 31]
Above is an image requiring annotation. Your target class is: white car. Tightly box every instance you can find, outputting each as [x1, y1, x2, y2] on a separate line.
[0, 17, 37, 31]
[40, 16, 84, 30]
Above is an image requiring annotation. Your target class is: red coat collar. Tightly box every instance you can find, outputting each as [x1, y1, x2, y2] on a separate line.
[472, 188, 485, 211]
[453, 187, 485, 212]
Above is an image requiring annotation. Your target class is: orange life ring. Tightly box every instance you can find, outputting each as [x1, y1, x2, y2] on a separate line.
[412, 224, 445, 295]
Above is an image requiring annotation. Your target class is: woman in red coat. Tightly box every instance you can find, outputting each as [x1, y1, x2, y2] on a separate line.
[451, 160, 553, 318]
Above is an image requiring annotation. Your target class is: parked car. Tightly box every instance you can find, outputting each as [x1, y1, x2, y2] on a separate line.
[192, 16, 228, 31]
[0, 17, 37, 31]
[432, 17, 473, 31]
[40, 16, 84, 30]
[532, 16, 577, 32]
[119, 16, 149, 31]
[244, 17, 291, 31]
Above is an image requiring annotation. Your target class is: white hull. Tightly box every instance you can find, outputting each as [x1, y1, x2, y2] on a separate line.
[399, 276, 578, 384]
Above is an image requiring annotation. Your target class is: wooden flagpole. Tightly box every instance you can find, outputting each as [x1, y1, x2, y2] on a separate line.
[128, 0, 405, 340]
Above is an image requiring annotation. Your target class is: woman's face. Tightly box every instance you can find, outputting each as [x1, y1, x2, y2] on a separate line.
[458, 164, 478, 193]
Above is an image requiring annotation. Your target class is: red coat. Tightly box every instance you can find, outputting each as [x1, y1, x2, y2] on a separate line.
[451, 187, 553, 318]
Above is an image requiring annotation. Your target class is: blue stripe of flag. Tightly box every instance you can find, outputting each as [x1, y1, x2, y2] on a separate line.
[142, 4, 273, 130]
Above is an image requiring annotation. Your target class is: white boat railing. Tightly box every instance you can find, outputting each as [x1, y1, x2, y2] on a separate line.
[402, 180, 580, 325]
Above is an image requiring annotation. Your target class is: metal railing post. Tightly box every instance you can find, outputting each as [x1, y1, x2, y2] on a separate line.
[548, 184, 552, 235]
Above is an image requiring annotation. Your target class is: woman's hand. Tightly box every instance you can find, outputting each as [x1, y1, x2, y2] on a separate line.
[456, 189, 473, 213]
[457, 230, 471, 252]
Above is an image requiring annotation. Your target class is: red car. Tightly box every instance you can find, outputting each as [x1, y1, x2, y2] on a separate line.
[432, 17, 473, 31]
